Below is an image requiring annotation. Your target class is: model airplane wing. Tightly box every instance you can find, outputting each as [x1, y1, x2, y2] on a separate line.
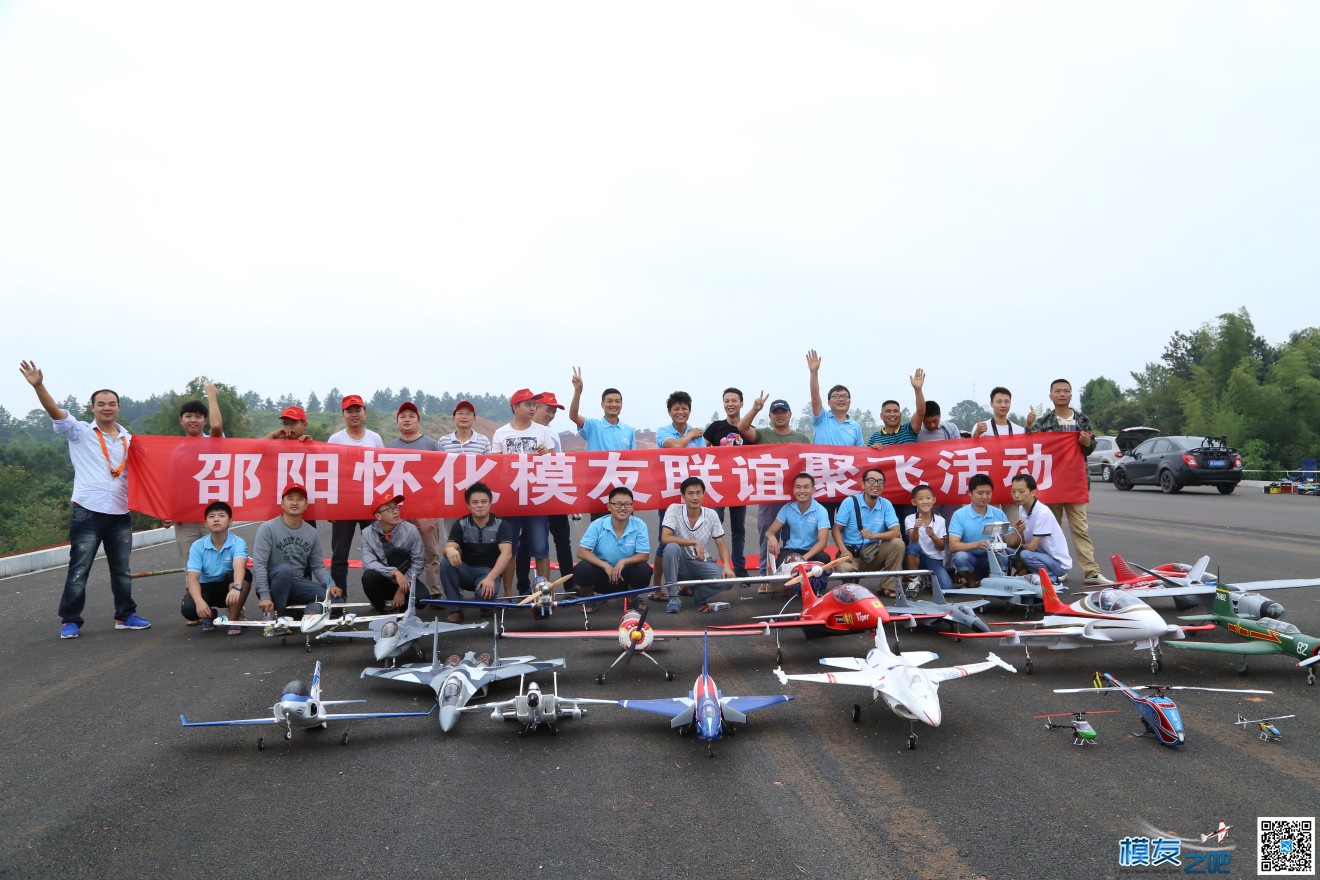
[619, 697, 695, 727]
[361, 664, 447, 686]
[774, 669, 876, 687]
[927, 652, 1016, 682]
[502, 627, 757, 640]
[721, 695, 793, 717]
[1167, 641, 1285, 655]
[181, 714, 281, 727]
[817, 657, 866, 670]
[321, 706, 436, 721]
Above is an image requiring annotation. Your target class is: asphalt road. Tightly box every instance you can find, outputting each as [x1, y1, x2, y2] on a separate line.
[2, 485, 1318, 880]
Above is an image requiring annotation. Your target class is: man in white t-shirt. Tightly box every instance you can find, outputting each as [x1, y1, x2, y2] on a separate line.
[1011, 473, 1071, 582]
[492, 388, 558, 595]
[328, 394, 385, 596]
[658, 477, 735, 613]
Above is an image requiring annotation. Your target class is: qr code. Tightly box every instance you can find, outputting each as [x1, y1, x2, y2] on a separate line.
[1259, 817, 1315, 876]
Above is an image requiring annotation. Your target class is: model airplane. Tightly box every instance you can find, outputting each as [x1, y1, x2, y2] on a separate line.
[462, 672, 618, 735]
[362, 625, 565, 731]
[428, 574, 655, 629]
[1166, 586, 1320, 684]
[180, 660, 434, 749]
[886, 575, 990, 634]
[1034, 709, 1122, 745]
[941, 522, 1064, 608]
[1053, 672, 1272, 748]
[774, 627, 1015, 750]
[709, 559, 943, 663]
[1234, 713, 1294, 743]
[218, 592, 386, 652]
[317, 586, 486, 663]
[940, 569, 1216, 674]
[502, 598, 760, 683]
[618, 632, 793, 757]
[1112, 554, 1320, 613]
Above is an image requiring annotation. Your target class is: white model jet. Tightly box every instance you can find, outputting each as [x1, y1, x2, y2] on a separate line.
[775, 627, 1015, 750]
[181, 660, 434, 750]
[462, 672, 619, 736]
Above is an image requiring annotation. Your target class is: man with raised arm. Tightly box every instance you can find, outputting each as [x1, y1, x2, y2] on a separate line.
[704, 387, 749, 577]
[168, 380, 226, 595]
[568, 367, 636, 451]
[19, 359, 151, 639]
[736, 393, 811, 588]
[868, 369, 927, 447]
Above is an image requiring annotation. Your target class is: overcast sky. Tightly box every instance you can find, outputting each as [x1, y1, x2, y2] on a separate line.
[1, 2, 1314, 432]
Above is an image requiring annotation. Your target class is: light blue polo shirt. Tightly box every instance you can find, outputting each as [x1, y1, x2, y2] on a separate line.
[187, 532, 249, 582]
[579, 515, 651, 565]
[948, 504, 1009, 543]
[579, 418, 636, 451]
[655, 424, 707, 448]
[775, 500, 831, 550]
[834, 494, 899, 547]
[811, 411, 863, 446]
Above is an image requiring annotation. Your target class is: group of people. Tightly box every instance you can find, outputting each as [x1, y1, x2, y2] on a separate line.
[20, 353, 1107, 639]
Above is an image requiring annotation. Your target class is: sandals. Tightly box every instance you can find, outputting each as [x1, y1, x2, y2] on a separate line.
[226, 625, 243, 636]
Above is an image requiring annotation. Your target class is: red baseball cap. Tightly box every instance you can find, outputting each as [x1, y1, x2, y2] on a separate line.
[533, 392, 565, 410]
[373, 494, 405, 513]
[341, 394, 365, 410]
[281, 483, 308, 499]
[510, 388, 536, 406]
[280, 406, 307, 421]
[452, 400, 475, 415]
[396, 401, 419, 417]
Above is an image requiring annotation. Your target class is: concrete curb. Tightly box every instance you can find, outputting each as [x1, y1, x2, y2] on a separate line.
[0, 527, 178, 579]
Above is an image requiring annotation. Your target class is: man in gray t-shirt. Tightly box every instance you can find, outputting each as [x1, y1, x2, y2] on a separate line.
[252, 485, 338, 615]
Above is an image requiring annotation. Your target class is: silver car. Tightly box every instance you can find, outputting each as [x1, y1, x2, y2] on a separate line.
[1087, 427, 1159, 482]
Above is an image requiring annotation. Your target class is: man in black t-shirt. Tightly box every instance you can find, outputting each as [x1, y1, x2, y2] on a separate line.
[438, 482, 512, 622]
[703, 387, 748, 577]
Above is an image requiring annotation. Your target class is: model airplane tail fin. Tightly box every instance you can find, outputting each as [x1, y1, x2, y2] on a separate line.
[929, 572, 949, 605]
[1211, 586, 1234, 618]
[701, 630, 710, 679]
[310, 660, 323, 699]
[1110, 554, 1137, 582]
[1039, 569, 1069, 614]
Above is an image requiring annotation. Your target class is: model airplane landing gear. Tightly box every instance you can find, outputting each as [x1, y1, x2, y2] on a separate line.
[1308, 670, 1316, 686]
[1023, 645, 1034, 675]
[907, 731, 918, 750]
[341, 729, 350, 746]
[1148, 643, 1163, 675]
[257, 737, 265, 751]
[852, 704, 862, 723]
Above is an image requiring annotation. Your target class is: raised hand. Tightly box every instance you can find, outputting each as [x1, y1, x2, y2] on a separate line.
[19, 360, 43, 386]
[910, 367, 925, 389]
[805, 350, 821, 373]
[571, 367, 584, 393]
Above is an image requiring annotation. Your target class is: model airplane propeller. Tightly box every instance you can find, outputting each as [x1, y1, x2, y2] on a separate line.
[427, 574, 655, 629]
[180, 660, 434, 750]
[775, 625, 1015, 750]
[940, 569, 1216, 674]
[462, 672, 619, 736]
[1034, 709, 1123, 745]
[618, 631, 793, 757]
[1053, 672, 1272, 748]
[1234, 713, 1295, 743]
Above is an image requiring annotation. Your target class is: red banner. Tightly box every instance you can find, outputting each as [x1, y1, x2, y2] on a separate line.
[127, 434, 1088, 521]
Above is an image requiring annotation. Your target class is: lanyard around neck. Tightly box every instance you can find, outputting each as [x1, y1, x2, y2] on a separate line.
[95, 427, 127, 477]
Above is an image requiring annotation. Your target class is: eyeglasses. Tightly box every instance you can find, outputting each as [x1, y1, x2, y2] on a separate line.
[610, 501, 634, 509]
[377, 504, 401, 514]
[863, 478, 884, 486]
[829, 393, 851, 400]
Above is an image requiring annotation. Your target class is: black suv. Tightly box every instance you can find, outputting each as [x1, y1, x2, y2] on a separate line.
[1113, 435, 1243, 494]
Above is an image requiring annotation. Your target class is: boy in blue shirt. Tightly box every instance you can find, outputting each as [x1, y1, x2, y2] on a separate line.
[181, 501, 252, 634]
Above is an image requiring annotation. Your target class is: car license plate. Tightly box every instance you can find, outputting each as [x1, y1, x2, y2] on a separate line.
[1208, 459, 1227, 467]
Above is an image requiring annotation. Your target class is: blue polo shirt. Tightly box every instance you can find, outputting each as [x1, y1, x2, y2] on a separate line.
[579, 515, 650, 565]
[187, 532, 249, 582]
[579, 418, 636, 451]
[834, 494, 899, 547]
[948, 504, 1009, 543]
[811, 411, 863, 446]
[655, 424, 707, 448]
[775, 500, 831, 550]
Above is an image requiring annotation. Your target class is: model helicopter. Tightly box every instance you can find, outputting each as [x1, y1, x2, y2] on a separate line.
[774, 625, 1015, 750]
[462, 672, 619, 736]
[1034, 709, 1122, 746]
[618, 631, 793, 757]
[1053, 672, 1272, 748]
[1234, 713, 1295, 743]
[180, 660, 435, 750]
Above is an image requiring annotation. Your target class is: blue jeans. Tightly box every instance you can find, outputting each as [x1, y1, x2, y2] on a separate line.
[950, 549, 1009, 579]
[440, 559, 495, 600]
[506, 516, 549, 593]
[714, 505, 747, 570]
[906, 543, 954, 593]
[1019, 549, 1067, 583]
[60, 506, 135, 626]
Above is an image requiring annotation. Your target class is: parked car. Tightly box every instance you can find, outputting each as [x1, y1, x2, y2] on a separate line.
[1112, 435, 1243, 494]
[1087, 427, 1159, 482]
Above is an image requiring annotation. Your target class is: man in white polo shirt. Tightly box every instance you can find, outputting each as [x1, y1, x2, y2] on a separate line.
[20, 359, 151, 639]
